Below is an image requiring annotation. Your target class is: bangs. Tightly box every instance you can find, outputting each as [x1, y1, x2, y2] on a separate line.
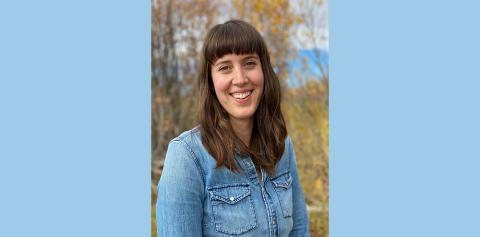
[204, 21, 265, 64]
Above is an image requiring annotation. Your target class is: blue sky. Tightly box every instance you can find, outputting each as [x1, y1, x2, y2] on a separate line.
[287, 48, 329, 87]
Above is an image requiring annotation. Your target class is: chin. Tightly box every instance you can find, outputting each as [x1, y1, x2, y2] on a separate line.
[229, 109, 256, 120]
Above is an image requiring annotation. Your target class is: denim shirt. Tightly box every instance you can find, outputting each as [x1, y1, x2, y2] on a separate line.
[156, 127, 309, 237]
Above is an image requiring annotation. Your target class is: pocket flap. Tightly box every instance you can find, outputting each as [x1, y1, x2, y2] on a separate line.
[271, 172, 293, 189]
[209, 183, 251, 205]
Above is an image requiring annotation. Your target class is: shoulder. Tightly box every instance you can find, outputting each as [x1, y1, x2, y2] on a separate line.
[163, 126, 206, 183]
[285, 135, 293, 149]
[167, 126, 213, 170]
[274, 136, 295, 175]
[283, 135, 295, 158]
[169, 126, 203, 153]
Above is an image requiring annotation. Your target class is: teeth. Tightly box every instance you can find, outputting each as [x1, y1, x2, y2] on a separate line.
[232, 91, 252, 99]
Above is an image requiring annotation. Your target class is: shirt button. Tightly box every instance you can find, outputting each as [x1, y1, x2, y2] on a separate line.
[272, 220, 276, 225]
[229, 197, 234, 201]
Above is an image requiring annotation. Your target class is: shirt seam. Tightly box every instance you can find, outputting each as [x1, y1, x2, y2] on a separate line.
[171, 137, 206, 191]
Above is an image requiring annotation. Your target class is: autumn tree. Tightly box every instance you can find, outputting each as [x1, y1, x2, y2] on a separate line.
[152, 0, 221, 173]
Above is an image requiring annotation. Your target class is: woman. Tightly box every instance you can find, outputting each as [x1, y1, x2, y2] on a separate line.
[156, 20, 309, 237]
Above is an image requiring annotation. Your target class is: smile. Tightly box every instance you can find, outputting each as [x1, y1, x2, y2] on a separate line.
[230, 90, 253, 100]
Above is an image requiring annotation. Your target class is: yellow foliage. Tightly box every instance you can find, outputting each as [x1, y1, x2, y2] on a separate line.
[283, 77, 329, 236]
[315, 178, 322, 190]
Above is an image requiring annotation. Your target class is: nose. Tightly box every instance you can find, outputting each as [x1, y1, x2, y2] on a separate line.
[232, 67, 248, 85]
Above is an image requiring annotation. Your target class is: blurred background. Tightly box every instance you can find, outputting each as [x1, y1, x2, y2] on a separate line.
[151, 0, 328, 236]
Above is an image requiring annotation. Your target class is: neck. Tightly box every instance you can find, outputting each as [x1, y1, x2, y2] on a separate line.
[230, 117, 253, 147]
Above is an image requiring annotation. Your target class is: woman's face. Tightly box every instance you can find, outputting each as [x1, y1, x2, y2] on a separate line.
[211, 53, 264, 122]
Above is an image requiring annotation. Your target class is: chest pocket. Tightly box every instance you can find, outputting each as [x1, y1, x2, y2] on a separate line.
[208, 183, 257, 235]
[271, 171, 293, 217]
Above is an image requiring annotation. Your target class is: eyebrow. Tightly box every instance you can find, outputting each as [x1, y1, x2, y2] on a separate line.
[214, 55, 259, 67]
[214, 60, 231, 67]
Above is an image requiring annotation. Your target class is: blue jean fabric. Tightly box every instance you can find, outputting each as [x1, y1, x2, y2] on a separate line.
[156, 127, 309, 236]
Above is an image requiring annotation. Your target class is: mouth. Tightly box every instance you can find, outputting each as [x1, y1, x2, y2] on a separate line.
[230, 90, 253, 100]
[229, 90, 254, 105]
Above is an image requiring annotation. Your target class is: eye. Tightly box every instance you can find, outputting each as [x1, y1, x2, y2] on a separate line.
[244, 61, 257, 68]
[218, 65, 232, 72]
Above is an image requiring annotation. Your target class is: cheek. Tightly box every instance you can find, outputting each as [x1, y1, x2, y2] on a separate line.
[212, 75, 230, 97]
[251, 69, 265, 88]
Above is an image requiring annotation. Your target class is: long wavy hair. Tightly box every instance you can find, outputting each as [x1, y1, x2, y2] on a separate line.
[198, 20, 287, 176]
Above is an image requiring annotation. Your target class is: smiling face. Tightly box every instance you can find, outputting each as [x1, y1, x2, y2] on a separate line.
[211, 53, 264, 122]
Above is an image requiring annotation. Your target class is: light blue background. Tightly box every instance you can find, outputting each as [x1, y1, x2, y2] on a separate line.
[1, 0, 479, 236]
[330, 0, 480, 236]
[0, 1, 150, 236]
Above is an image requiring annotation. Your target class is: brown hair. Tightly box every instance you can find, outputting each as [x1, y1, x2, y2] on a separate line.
[198, 20, 287, 176]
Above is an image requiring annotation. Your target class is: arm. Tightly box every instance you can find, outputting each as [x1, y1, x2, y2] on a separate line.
[156, 139, 205, 237]
[288, 138, 310, 237]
